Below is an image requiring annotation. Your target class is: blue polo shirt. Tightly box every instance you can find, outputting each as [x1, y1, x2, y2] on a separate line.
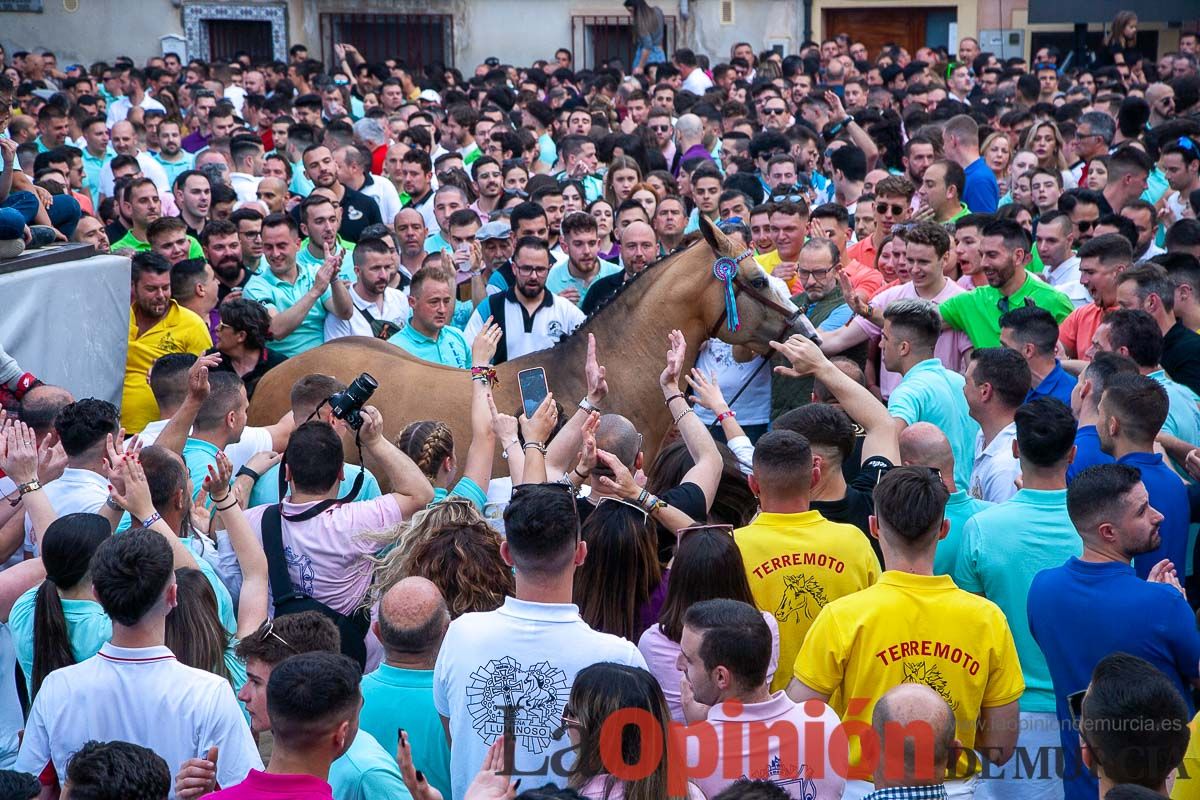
[389, 324, 469, 368]
[360, 664, 452, 799]
[956, 489, 1082, 713]
[887, 358, 981, 491]
[1118, 451, 1190, 580]
[1066, 424, 1113, 483]
[1027, 361, 1076, 408]
[181, 437, 224, 503]
[243, 264, 333, 358]
[247, 462, 382, 508]
[934, 489, 991, 579]
[963, 156, 999, 214]
[153, 152, 195, 189]
[1029, 557, 1200, 800]
[296, 237, 356, 283]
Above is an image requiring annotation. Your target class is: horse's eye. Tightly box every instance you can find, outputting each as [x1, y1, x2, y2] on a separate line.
[751, 277, 768, 290]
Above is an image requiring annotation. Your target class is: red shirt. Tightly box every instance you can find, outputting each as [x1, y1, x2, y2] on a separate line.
[1059, 302, 1116, 359]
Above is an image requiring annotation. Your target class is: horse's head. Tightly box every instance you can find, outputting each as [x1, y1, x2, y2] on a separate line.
[697, 215, 816, 355]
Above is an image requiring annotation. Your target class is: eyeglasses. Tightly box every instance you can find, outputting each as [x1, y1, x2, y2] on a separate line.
[676, 523, 735, 547]
[798, 266, 837, 280]
[762, 107, 788, 116]
[256, 619, 298, 653]
[513, 264, 550, 276]
[876, 202, 906, 216]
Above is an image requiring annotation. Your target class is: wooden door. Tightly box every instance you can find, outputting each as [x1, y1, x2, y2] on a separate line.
[823, 8, 930, 60]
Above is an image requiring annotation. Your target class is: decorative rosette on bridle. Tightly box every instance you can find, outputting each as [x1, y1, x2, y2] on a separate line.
[712, 254, 743, 331]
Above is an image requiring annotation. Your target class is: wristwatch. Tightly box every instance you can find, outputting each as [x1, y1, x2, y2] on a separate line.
[578, 397, 600, 413]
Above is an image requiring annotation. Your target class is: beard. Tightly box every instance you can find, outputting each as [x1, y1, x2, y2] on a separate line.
[213, 259, 243, 281]
[1128, 527, 1162, 557]
[517, 281, 543, 299]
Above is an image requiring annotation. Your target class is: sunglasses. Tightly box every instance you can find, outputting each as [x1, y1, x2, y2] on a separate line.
[762, 107, 788, 116]
[594, 496, 649, 522]
[1076, 219, 1097, 233]
[675, 522, 735, 547]
[255, 619, 298, 653]
[876, 202, 906, 216]
[649, 124, 671, 132]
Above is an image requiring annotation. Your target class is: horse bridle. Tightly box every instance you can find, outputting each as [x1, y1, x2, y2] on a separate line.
[708, 248, 805, 342]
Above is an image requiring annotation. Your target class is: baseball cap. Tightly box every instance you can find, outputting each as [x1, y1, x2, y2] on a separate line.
[477, 220, 511, 241]
[485, 57, 500, 68]
[418, 89, 441, 104]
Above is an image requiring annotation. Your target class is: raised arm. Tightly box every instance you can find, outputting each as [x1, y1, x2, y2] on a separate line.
[662, 330, 722, 511]
[0, 421, 57, 547]
[825, 91, 879, 169]
[772, 334, 901, 463]
[359, 406, 435, 515]
[269, 257, 336, 339]
[206, 453, 268, 639]
[322, 248, 354, 321]
[109, 456, 198, 570]
[157, 353, 221, 455]
[460, 320, 503, 492]
[547, 333, 608, 475]
[488, 395, 524, 482]
[515, 394, 559, 486]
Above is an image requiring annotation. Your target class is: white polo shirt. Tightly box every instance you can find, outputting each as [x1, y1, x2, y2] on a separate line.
[360, 173, 403, 228]
[24, 467, 109, 554]
[462, 289, 585, 364]
[16, 642, 262, 795]
[324, 285, 411, 341]
[98, 149, 171, 198]
[970, 421, 1021, 503]
[229, 172, 262, 204]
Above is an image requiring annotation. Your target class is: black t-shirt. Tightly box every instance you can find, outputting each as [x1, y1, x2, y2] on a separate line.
[207, 346, 288, 400]
[577, 481, 707, 562]
[338, 186, 383, 242]
[1163, 321, 1200, 397]
[216, 266, 256, 302]
[811, 454, 891, 568]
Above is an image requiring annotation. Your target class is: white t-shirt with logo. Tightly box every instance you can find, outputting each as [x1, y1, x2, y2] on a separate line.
[462, 292, 585, 362]
[324, 285, 411, 341]
[433, 597, 646, 800]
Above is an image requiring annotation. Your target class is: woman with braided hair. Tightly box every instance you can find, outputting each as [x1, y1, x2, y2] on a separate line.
[395, 320, 503, 511]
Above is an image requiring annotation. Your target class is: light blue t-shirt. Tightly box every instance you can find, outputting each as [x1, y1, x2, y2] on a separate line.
[360, 664, 451, 799]
[9, 589, 111, 695]
[247, 462, 382, 508]
[1149, 369, 1200, 479]
[290, 163, 314, 198]
[934, 489, 991, 579]
[329, 729, 413, 800]
[153, 152, 196, 189]
[545, 258, 620, 308]
[887, 358, 981, 491]
[537, 132, 557, 167]
[431, 476, 487, 512]
[955, 488, 1082, 713]
[296, 237, 356, 283]
[182, 437, 224, 504]
[389, 324, 470, 368]
[243, 265, 333, 358]
[424, 231, 450, 254]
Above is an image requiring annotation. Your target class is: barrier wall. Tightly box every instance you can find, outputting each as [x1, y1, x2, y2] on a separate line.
[0, 246, 130, 406]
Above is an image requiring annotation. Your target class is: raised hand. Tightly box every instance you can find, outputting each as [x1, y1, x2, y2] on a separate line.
[578, 411, 600, 475]
[660, 329, 687, 390]
[37, 433, 67, 484]
[0, 421, 39, 484]
[203, 451, 234, 502]
[463, 736, 519, 800]
[188, 353, 221, 402]
[359, 405, 385, 445]
[471, 317, 503, 366]
[773, 262, 798, 283]
[685, 368, 728, 414]
[487, 393, 520, 445]
[110, 453, 156, 522]
[175, 746, 218, 800]
[770, 334, 830, 378]
[1148, 558, 1186, 598]
[585, 333, 608, 404]
[396, 728, 444, 800]
[595, 448, 639, 499]
[519, 393, 558, 444]
[824, 89, 848, 124]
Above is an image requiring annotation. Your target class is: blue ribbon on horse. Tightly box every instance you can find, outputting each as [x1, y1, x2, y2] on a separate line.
[712, 254, 743, 331]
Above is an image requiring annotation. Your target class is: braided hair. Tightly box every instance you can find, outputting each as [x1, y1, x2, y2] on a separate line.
[397, 420, 456, 482]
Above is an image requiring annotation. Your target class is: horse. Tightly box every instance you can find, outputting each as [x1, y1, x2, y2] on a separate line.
[246, 217, 806, 473]
[774, 574, 829, 623]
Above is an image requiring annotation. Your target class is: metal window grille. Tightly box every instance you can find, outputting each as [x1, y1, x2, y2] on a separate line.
[571, 14, 677, 71]
[320, 13, 454, 72]
[206, 19, 275, 63]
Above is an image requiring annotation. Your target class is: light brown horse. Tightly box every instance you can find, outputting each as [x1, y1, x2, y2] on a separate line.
[246, 218, 803, 470]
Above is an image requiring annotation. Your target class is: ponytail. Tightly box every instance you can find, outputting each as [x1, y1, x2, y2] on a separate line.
[31, 579, 75, 699]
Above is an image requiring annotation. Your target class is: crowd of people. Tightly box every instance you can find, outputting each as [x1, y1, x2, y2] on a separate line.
[3, 5, 1200, 799]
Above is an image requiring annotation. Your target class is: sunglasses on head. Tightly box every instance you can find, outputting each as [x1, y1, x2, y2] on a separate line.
[675, 523, 735, 548]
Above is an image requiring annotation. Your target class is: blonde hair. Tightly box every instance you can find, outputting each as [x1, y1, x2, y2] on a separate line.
[1022, 121, 1069, 172]
[396, 420, 455, 481]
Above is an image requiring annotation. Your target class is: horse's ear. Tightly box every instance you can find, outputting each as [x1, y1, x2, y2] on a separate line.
[699, 213, 738, 257]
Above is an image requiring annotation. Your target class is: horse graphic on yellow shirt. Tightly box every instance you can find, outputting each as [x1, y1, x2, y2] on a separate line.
[775, 574, 829, 623]
[901, 660, 958, 710]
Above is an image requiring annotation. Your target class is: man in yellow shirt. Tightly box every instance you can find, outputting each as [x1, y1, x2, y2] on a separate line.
[122, 252, 212, 433]
[788, 467, 1024, 798]
[734, 429, 880, 693]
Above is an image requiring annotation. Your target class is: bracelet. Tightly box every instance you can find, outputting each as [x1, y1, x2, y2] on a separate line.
[236, 465, 261, 483]
[664, 392, 686, 406]
[214, 497, 239, 512]
[470, 365, 498, 385]
[500, 439, 519, 460]
[105, 495, 123, 511]
[672, 407, 695, 426]
[716, 409, 737, 423]
[572, 465, 591, 481]
[18, 480, 41, 497]
[578, 397, 600, 413]
[522, 441, 547, 455]
[141, 512, 163, 528]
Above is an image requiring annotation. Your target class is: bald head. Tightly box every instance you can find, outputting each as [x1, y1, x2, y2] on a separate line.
[596, 414, 642, 469]
[394, 207, 424, 228]
[376, 577, 450, 662]
[676, 113, 703, 143]
[872, 683, 957, 785]
[619, 221, 658, 273]
[19, 384, 76, 439]
[899, 422, 957, 491]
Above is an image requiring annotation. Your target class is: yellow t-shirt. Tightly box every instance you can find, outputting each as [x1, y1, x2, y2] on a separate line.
[794, 571, 1025, 780]
[735, 510, 880, 692]
[1170, 712, 1200, 799]
[121, 301, 212, 433]
[753, 250, 799, 294]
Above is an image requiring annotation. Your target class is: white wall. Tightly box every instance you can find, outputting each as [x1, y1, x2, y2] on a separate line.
[0, 0, 180, 67]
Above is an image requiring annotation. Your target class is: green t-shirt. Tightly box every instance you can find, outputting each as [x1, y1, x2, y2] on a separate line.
[938, 273, 1074, 348]
[112, 231, 204, 259]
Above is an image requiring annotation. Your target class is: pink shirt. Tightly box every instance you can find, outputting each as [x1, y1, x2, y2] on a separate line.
[688, 692, 846, 800]
[856, 279, 974, 398]
[579, 775, 706, 799]
[244, 496, 404, 615]
[637, 612, 780, 724]
[208, 769, 332, 800]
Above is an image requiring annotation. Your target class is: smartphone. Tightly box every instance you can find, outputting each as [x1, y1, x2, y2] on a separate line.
[518, 367, 549, 419]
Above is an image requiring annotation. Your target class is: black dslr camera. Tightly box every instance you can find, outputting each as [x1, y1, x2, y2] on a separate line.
[329, 373, 378, 430]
